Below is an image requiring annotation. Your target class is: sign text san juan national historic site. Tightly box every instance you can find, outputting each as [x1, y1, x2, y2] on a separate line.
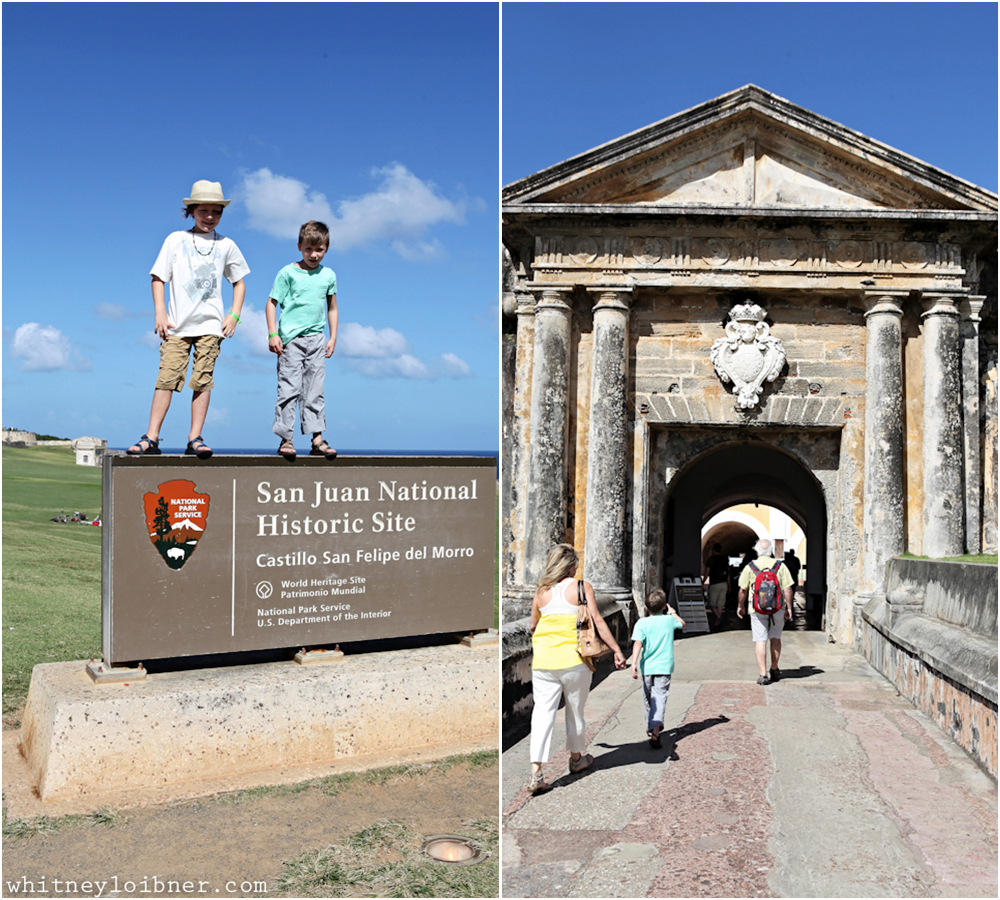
[103, 455, 496, 666]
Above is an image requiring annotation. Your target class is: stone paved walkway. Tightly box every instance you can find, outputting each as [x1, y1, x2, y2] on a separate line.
[501, 631, 997, 898]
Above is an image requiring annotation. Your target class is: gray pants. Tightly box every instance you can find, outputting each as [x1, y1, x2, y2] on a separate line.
[272, 333, 326, 440]
[641, 673, 672, 732]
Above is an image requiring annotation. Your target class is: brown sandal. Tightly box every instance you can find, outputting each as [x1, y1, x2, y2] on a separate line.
[569, 753, 594, 774]
[310, 439, 337, 460]
[278, 440, 296, 461]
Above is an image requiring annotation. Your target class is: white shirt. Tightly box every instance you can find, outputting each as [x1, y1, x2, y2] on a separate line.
[150, 230, 249, 337]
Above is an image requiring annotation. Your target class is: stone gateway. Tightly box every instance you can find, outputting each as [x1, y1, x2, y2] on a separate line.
[501, 86, 997, 652]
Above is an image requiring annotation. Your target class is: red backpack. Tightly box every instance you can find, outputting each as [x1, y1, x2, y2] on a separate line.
[749, 561, 783, 617]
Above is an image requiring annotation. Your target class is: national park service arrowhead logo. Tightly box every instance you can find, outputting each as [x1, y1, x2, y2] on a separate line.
[143, 480, 211, 570]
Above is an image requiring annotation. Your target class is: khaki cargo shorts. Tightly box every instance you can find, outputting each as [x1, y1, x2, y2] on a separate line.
[155, 334, 222, 392]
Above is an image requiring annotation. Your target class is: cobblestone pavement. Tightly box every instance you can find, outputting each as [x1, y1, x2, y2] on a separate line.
[502, 630, 997, 898]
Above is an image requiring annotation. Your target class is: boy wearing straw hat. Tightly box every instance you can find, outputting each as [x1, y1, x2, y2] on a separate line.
[128, 180, 249, 459]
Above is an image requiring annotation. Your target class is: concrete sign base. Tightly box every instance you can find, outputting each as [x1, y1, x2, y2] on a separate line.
[19, 643, 497, 804]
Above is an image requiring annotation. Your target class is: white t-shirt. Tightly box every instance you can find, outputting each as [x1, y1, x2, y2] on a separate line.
[150, 230, 250, 337]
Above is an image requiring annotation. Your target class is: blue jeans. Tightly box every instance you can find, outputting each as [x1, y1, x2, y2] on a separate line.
[642, 673, 672, 733]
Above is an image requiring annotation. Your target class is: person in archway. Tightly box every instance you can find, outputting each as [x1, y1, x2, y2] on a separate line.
[784, 549, 801, 587]
[737, 538, 794, 684]
[527, 543, 627, 794]
[702, 542, 730, 629]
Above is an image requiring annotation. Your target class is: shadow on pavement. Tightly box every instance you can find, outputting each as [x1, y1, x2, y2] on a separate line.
[773, 665, 825, 680]
[586, 714, 732, 770]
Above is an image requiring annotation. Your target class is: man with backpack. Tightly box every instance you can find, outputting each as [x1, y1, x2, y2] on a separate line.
[736, 538, 794, 685]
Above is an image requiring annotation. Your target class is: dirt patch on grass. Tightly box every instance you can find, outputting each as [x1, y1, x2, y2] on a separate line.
[3, 758, 498, 898]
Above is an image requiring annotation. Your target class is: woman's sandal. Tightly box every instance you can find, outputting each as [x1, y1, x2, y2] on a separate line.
[568, 753, 594, 775]
[278, 440, 296, 461]
[185, 436, 213, 459]
[127, 434, 161, 455]
[528, 772, 553, 795]
[310, 439, 337, 460]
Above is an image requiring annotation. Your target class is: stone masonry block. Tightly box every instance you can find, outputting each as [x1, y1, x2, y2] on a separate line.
[19, 646, 497, 803]
[795, 361, 866, 379]
[634, 357, 694, 377]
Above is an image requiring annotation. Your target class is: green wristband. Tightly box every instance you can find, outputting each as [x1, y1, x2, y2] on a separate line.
[228, 312, 240, 324]
[269, 332, 279, 338]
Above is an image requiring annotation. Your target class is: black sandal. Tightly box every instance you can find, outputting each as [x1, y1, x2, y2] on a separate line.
[185, 436, 212, 459]
[127, 434, 161, 455]
[310, 439, 337, 460]
[278, 440, 296, 461]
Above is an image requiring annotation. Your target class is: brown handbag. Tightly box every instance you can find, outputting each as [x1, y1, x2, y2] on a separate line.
[576, 580, 612, 670]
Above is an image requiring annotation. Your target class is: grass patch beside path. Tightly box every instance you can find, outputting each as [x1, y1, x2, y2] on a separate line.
[900, 552, 998, 565]
[2, 447, 103, 726]
[276, 817, 498, 898]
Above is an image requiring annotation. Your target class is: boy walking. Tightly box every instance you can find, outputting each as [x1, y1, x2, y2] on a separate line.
[266, 221, 339, 460]
[631, 589, 685, 748]
[128, 180, 249, 459]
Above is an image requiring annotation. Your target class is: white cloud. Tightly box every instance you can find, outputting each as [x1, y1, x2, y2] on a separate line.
[95, 302, 138, 321]
[441, 352, 472, 378]
[139, 331, 160, 349]
[338, 323, 410, 358]
[12, 323, 91, 372]
[238, 164, 470, 259]
[230, 303, 272, 358]
[239, 168, 335, 241]
[343, 354, 432, 380]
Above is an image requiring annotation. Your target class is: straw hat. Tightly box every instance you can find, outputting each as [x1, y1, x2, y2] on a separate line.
[183, 180, 230, 208]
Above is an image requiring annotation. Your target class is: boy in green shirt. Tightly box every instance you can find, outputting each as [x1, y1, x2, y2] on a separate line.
[266, 221, 339, 460]
[631, 588, 685, 748]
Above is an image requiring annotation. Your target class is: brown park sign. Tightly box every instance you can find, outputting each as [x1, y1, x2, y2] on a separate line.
[102, 455, 496, 666]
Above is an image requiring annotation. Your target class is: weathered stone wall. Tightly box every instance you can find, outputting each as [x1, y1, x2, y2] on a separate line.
[861, 558, 998, 778]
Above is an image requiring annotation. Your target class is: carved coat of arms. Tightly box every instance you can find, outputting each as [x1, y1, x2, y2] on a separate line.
[710, 302, 785, 409]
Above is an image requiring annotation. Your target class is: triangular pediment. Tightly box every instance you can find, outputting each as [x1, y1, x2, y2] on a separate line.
[504, 86, 997, 213]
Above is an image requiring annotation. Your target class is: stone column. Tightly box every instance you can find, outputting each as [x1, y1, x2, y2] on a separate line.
[502, 293, 535, 616]
[960, 296, 985, 555]
[921, 292, 964, 558]
[583, 286, 633, 596]
[862, 292, 907, 590]
[523, 285, 574, 585]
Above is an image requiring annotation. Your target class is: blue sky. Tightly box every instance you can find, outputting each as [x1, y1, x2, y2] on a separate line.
[3, 2, 499, 453]
[502, 2, 998, 193]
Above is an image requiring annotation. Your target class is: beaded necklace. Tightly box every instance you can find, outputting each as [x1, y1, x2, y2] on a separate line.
[190, 230, 218, 258]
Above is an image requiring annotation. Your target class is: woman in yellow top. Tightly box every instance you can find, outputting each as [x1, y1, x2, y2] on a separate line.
[528, 543, 626, 794]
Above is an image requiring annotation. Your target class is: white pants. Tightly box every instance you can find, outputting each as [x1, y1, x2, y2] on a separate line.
[530, 663, 591, 763]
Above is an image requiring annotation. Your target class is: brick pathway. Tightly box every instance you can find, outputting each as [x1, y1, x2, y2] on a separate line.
[502, 631, 997, 898]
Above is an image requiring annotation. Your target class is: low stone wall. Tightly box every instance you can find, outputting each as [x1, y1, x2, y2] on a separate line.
[861, 558, 998, 778]
[502, 594, 635, 749]
[20, 643, 497, 803]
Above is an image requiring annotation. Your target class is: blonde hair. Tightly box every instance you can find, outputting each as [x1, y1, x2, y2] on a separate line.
[536, 543, 578, 591]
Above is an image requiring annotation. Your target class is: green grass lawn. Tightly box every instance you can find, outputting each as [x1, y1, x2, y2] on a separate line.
[2, 447, 104, 725]
[2, 448, 500, 727]
[900, 551, 998, 565]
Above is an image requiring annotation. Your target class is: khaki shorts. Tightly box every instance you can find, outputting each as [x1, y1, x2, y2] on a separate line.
[155, 335, 221, 392]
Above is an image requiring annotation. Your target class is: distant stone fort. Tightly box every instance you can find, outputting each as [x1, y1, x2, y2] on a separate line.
[2, 429, 107, 466]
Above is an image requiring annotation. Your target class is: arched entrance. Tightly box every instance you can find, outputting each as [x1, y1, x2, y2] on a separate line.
[660, 439, 829, 629]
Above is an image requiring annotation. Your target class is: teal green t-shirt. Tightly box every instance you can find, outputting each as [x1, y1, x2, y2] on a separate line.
[631, 613, 683, 675]
[269, 263, 337, 344]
